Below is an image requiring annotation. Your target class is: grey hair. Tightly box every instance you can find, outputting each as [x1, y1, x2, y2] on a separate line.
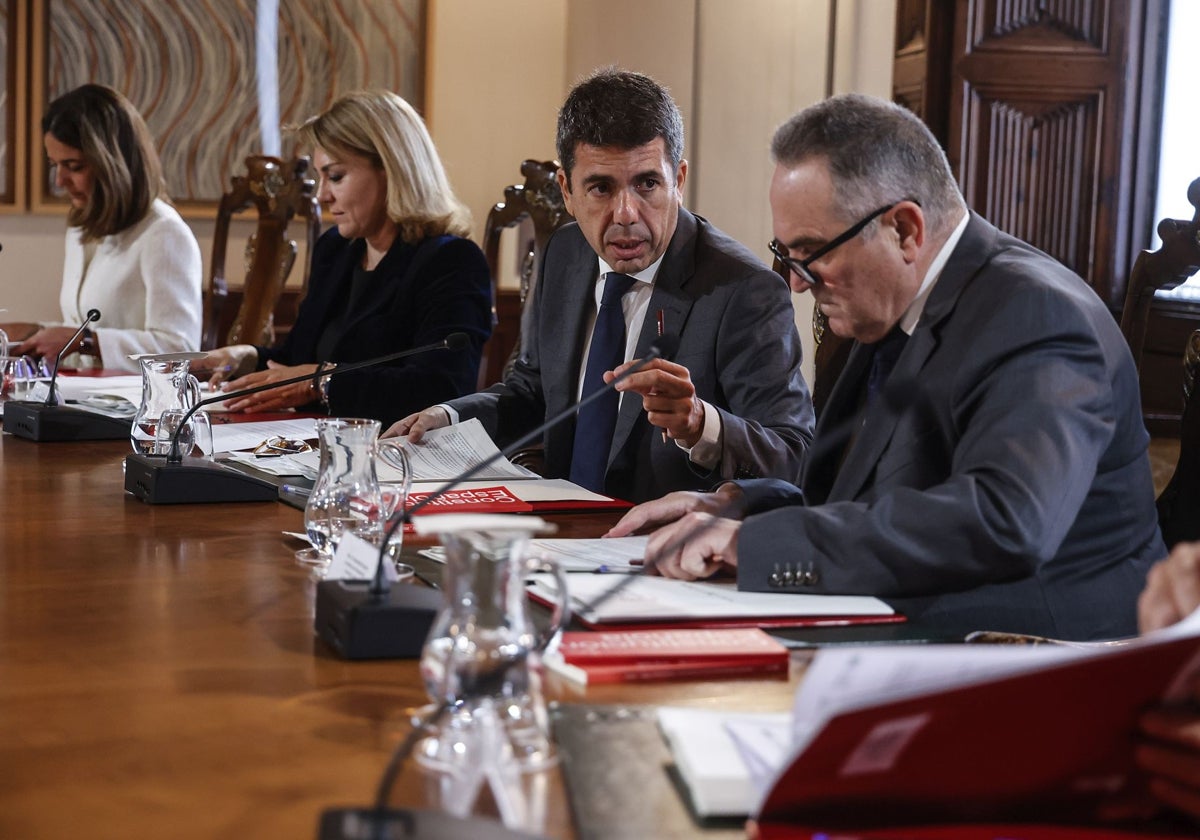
[771, 94, 965, 235]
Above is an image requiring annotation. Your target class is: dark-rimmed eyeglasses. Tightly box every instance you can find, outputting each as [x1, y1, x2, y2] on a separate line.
[769, 203, 899, 287]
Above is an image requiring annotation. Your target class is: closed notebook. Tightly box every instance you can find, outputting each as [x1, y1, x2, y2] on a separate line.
[544, 627, 789, 685]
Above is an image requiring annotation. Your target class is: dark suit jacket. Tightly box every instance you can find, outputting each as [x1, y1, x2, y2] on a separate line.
[447, 208, 815, 503]
[736, 214, 1164, 640]
[260, 227, 492, 426]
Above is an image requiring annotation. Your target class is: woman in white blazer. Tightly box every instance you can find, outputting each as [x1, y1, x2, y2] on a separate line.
[3, 84, 201, 373]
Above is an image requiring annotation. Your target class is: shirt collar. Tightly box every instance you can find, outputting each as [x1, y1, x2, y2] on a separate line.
[897, 211, 969, 335]
[597, 253, 665, 286]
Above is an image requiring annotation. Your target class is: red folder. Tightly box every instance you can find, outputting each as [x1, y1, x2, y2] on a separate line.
[754, 631, 1200, 838]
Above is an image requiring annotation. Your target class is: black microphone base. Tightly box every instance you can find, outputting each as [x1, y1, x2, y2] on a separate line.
[124, 454, 279, 504]
[318, 807, 547, 839]
[3, 402, 129, 442]
[315, 580, 442, 660]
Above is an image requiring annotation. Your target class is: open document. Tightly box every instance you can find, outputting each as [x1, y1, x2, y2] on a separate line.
[657, 608, 1200, 836]
[280, 417, 537, 483]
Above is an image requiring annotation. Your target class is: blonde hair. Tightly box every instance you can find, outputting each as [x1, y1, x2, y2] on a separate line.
[42, 84, 167, 241]
[295, 90, 471, 242]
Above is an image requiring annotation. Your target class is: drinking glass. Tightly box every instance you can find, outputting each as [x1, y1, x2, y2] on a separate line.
[191, 410, 215, 458]
[1, 356, 33, 402]
[154, 409, 196, 457]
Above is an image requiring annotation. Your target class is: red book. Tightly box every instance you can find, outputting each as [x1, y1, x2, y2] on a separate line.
[544, 628, 789, 685]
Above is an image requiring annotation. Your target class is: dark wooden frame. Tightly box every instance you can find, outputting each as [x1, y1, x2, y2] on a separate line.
[0, 0, 27, 212]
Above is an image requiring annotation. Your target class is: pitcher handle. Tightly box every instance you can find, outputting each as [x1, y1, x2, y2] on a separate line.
[183, 374, 202, 409]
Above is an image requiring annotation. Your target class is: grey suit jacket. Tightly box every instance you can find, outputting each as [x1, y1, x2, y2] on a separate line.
[447, 208, 815, 502]
[736, 214, 1164, 640]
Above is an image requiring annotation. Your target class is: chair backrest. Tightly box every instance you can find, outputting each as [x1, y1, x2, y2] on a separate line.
[203, 156, 321, 351]
[1119, 177, 1200, 377]
[1157, 329, 1200, 547]
[1118, 177, 1200, 548]
[478, 159, 572, 388]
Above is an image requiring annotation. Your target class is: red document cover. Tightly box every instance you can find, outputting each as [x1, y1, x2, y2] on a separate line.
[754, 630, 1200, 838]
[546, 628, 789, 684]
[408, 485, 534, 515]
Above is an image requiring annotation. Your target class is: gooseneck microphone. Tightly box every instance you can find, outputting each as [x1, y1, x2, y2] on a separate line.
[124, 333, 471, 504]
[2, 309, 130, 442]
[313, 333, 681, 661]
[46, 308, 101, 407]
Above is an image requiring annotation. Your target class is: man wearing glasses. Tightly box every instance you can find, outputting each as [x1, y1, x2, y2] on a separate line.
[387, 69, 815, 503]
[611, 93, 1164, 641]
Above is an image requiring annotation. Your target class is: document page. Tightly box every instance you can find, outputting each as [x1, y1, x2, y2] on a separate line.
[530, 536, 647, 571]
[384, 418, 538, 482]
[789, 645, 1083, 755]
[526, 572, 894, 623]
[212, 418, 320, 454]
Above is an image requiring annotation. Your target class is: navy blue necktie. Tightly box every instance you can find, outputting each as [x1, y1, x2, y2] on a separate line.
[865, 327, 909, 407]
[569, 272, 638, 492]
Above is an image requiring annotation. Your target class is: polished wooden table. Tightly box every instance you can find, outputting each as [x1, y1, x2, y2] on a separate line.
[0, 431, 798, 839]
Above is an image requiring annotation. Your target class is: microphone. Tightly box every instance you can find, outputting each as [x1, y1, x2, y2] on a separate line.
[46, 308, 101, 407]
[313, 333, 680, 661]
[123, 333, 472, 504]
[2, 309, 130, 442]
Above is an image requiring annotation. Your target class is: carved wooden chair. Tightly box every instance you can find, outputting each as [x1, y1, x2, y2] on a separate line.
[1158, 329, 1200, 547]
[203, 156, 322, 351]
[478, 159, 572, 389]
[1119, 177, 1200, 548]
[1119, 178, 1200, 378]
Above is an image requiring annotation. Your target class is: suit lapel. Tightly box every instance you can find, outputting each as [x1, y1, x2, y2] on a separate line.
[609, 210, 698, 464]
[824, 213, 999, 502]
[543, 234, 597, 416]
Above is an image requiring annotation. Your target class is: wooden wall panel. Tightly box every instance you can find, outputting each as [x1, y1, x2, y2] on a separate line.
[892, 0, 952, 145]
[962, 91, 1100, 279]
[950, 0, 1141, 304]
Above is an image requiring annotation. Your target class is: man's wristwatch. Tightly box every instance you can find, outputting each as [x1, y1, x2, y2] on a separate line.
[314, 363, 336, 410]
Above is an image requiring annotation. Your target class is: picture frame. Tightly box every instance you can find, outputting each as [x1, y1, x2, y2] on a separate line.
[0, 0, 28, 213]
[29, 0, 426, 216]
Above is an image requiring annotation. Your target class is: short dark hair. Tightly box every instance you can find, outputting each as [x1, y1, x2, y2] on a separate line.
[771, 94, 965, 234]
[556, 67, 684, 184]
[42, 84, 166, 241]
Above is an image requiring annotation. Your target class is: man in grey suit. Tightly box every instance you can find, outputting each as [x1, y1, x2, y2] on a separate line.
[610, 94, 1164, 640]
[387, 69, 814, 503]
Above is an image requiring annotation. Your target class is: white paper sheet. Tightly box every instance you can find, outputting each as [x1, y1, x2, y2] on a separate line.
[526, 572, 894, 624]
[289, 417, 537, 483]
[210, 418, 319, 453]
